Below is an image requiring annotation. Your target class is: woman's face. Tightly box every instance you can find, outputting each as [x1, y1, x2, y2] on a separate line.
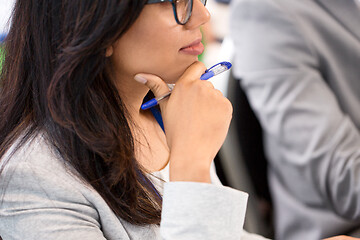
[110, 0, 210, 84]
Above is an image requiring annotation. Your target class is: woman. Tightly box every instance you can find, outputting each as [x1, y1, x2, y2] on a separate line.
[0, 1, 357, 240]
[0, 0, 254, 239]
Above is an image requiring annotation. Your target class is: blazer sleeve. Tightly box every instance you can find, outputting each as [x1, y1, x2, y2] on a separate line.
[230, 0, 360, 220]
[0, 161, 107, 240]
[160, 182, 249, 240]
[0, 159, 250, 240]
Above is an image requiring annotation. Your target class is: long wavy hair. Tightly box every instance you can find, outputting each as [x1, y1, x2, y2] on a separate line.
[0, 0, 162, 225]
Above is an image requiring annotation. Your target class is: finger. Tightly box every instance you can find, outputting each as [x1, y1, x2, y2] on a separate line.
[202, 80, 215, 89]
[177, 61, 207, 84]
[134, 73, 171, 98]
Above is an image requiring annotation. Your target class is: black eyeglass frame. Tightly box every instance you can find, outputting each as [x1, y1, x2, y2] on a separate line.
[147, 0, 207, 25]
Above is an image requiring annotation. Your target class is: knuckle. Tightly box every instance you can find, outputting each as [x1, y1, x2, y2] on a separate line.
[214, 89, 223, 96]
[194, 61, 207, 72]
[198, 82, 209, 93]
[175, 80, 190, 92]
[182, 80, 192, 89]
[222, 98, 233, 116]
[179, 61, 207, 84]
[203, 81, 214, 89]
[146, 77, 160, 88]
[152, 84, 163, 93]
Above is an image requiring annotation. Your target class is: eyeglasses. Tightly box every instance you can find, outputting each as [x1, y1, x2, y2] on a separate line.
[146, 0, 207, 25]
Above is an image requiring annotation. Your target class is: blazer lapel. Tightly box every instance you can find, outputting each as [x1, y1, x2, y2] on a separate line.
[317, 0, 360, 41]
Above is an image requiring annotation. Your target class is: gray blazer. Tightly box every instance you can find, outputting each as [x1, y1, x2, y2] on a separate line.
[0, 134, 259, 240]
[230, 0, 360, 239]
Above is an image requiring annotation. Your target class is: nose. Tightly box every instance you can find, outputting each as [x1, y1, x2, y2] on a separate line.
[185, 0, 210, 29]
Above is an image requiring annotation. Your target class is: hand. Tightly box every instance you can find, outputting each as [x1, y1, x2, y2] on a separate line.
[135, 61, 233, 182]
[324, 236, 360, 240]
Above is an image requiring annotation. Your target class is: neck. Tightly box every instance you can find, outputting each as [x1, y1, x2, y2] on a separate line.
[114, 74, 150, 120]
[111, 71, 170, 172]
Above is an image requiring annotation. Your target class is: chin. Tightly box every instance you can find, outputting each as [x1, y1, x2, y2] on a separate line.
[161, 57, 200, 84]
[162, 74, 182, 84]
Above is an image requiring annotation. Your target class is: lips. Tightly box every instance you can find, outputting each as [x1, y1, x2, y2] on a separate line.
[179, 39, 204, 55]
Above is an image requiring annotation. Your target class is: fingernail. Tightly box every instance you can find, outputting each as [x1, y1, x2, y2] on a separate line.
[134, 74, 147, 84]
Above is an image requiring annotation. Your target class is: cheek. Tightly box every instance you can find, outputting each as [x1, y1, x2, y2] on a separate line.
[113, 32, 191, 83]
[132, 32, 184, 79]
[110, 11, 197, 83]
[141, 28, 200, 82]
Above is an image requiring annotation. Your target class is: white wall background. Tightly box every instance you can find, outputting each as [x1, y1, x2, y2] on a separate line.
[0, 0, 15, 33]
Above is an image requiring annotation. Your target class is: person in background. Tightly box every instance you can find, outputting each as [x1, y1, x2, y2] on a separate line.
[230, 0, 360, 239]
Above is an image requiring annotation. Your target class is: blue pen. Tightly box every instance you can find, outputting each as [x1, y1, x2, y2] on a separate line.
[141, 61, 232, 110]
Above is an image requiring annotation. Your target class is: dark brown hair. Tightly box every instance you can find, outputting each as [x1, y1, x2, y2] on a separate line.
[0, 0, 162, 225]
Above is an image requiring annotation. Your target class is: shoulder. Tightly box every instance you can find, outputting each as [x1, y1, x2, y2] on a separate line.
[230, 0, 320, 17]
[2, 133, 80, 185]
[0, 133, 96, 210]
[0, 133, 119, 239]
[230, 0, 318, 73]
[0, 131, 146, 240]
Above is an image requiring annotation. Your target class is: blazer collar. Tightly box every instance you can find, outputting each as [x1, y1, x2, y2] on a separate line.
[317, 0, 360, 41]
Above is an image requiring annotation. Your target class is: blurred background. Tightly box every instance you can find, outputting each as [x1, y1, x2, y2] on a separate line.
[0, 0, 14, 66]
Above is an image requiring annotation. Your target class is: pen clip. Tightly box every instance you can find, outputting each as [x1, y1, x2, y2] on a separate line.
[141, 61, 232, 110]
[205, 61, 232, 73]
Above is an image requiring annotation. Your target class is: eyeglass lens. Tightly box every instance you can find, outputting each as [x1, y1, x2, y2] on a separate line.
[175, 0, 207, 24]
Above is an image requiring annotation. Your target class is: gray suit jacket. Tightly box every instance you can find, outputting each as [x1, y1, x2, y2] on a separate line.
[0, 133, 257, 240]
[231, 0, 360, 239]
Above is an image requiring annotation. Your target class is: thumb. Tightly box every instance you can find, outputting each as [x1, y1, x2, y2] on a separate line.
[134, 73, 171, 98]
